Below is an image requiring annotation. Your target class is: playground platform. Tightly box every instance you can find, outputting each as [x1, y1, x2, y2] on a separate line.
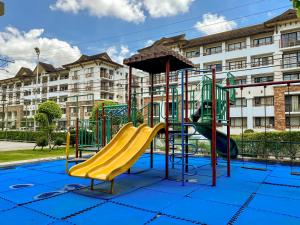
[0, 154, 299, 225]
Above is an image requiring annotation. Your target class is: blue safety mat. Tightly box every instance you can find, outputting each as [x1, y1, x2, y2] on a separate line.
[162, 197, 240, 225]
[0, 207, 54, 225]
[248, 194, 300, 218]
[0, 198, 16, 211]
[67, 202, 155, 225]
[147, 215, 196, 225]
[234, 208, 300, 225]
[0, 154, 300, 225]
[26, 192, 104, 219]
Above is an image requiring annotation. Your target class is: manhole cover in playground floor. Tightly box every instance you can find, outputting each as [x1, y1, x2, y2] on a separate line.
[9, 184, 34, 189]
[34, 190, 66, 200]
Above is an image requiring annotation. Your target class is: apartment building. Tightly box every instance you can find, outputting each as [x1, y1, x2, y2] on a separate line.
[141, 9, 300, 133]
[0, 53, 144, 130]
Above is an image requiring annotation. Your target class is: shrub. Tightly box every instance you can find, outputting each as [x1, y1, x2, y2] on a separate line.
[244, 129, 254, 134]
[35, 136, 48, 150]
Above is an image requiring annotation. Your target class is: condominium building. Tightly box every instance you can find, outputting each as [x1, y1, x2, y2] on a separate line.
[0, 53, 144, 130]
[141, 9, 300, 133]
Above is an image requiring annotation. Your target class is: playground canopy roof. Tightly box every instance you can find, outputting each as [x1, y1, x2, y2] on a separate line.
[123, 46, 194, 74]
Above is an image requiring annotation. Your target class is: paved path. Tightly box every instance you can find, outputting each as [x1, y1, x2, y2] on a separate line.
[0, 141, 35, 151]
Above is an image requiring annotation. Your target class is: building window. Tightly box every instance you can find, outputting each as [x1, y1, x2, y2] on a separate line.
[49, 86, 58, 92]
[60, 85, 68, 91]
[232, 98, 247, 107]
[254, 96, 274, 106]
[285, 95, 300, 112]
[24, 90, 31, 96]
[282, 52, 300, 69]
[49, 75, 58, 82]
[186, 50, 200, 58]
[227, 41, 246, 51]
[254, 117, 274, 127]
[235, 78, 247, 85]
[230, 117, 247, 127]
[283, 73, 300, 81]
[204, 46, 222, 55]
[254, 75, 273, 83]
[251, 56, 273, 67]
[204, 63, 222, 72]
[228, 60, 247, 70]
[60, 74, 69, 80]
[281, 31, 300, 48]
[59, 96, 68, 102]
[252, 36, 273, 47]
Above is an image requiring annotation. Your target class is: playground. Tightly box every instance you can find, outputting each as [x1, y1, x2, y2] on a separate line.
[1, 48, 300, 225]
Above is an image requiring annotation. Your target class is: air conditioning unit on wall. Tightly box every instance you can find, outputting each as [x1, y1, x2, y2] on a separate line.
[0, 1, 4, 16]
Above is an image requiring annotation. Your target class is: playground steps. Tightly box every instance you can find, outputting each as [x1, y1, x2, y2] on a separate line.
[68, 157, 87, 163]
[79, 146, 100, 152]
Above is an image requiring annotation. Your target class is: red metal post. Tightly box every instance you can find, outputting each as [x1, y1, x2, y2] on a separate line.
[226, 78, 231, 177]
[96, 109, 99, 145]
[211, 67, 217, 186]
[150, 73, 154, 168]
[75, 118, 79, 158]
[102, 103, 106, 147]
[128, 66, 132, 122]
[185, 70, 189, 172]
[165, 58, 170, 179]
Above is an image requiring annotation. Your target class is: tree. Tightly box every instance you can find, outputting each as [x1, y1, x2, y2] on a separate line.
[34, 101, 62, 149]
[293, 0, 300, 17]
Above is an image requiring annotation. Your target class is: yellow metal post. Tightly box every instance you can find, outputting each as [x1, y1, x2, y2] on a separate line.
[65, 132, 70, 173]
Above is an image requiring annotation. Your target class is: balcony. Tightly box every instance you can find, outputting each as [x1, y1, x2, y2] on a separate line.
[86, 73, 93, 78]
[85, 112, 91, 117]
[72, 75, 79, 80]
[280, 39, 300, 48]
[100, 72, 113, 79]
[281, 61, 300, 69]
[71, 88, 79, 92]
[85, 86, 93, 91]
[70, 113, 77, 117]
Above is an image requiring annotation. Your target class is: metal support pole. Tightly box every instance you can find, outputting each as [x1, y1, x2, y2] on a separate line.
[102, 103, 106, 147]
[211, 68, 217, 186]
[185, 70, 189, 173]
[75, 118, 79, 158]
[226, 78, 231, 177]
[128, 66, 132, 122]
[165, 58, 170, 179]
[96, 109, 99, 145]
[181, 70, 185, 186]
[150, 73, 154, 168]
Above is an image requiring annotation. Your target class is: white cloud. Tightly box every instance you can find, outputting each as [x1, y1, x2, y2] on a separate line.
[50, 0, 146, 23]
[0, 26, 81, 79]
[143, 0, 193, 18]
[194, 13, 237, 35]
[50, 0, 194, 23]
[106, 45, 131, 64]
[145, 39, 154, 47]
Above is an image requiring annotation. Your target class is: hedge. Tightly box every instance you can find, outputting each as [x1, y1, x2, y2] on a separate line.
[232, 131, 300, 159]
[0, 131, 67, 143]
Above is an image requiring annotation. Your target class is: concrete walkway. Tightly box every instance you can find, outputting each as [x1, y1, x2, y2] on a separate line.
[0, 141, 35, 151]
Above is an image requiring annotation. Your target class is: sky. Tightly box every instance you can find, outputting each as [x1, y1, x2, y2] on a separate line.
[0, 0, 290, 79]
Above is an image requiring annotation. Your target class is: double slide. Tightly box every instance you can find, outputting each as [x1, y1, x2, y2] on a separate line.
[69, 122, 165, 181]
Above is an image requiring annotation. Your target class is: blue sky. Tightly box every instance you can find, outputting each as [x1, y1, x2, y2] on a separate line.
[0, 0, 291, 78]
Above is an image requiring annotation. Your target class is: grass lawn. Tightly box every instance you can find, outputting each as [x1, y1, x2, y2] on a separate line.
[0, 147, 75, 163]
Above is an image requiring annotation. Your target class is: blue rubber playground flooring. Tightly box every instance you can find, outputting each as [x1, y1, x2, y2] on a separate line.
[0, 154, 300, 225]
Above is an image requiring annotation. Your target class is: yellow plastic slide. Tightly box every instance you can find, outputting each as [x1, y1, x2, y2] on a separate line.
[69, 122, 165, 182]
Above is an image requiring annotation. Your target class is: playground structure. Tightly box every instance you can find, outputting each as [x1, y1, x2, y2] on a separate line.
[67, 47, 300, 192]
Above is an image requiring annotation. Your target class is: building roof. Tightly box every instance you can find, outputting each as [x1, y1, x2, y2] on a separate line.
[138, 34, 187, 53]
[264, 9, 297, 25]
[38, 62, 57, 73]
[183, 24, 274, 48]
[123, 46, 194, 74]
[63, 52, 123, 68]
